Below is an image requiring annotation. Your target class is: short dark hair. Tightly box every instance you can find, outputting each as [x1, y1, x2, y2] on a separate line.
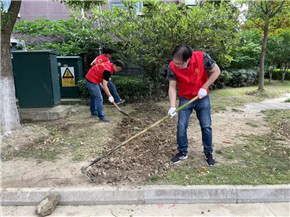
[103, 47, 114, 54]
[172, 44, 192, 61]
[113, 60, 124, 68]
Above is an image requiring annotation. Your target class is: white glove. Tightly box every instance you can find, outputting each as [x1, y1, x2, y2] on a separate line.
[108, 96, 114, 103]
[198, 88, 207, 99]
[168, 107, 177, 118]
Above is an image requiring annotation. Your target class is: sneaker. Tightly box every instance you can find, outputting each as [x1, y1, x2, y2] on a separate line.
[205, 153, 215, 166]
[100, 117, 110, 122]
[116, 99, 125, 105]
[171, 152, 188, 164]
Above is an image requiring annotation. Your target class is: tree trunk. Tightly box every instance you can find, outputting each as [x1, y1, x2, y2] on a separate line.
[0, 1, 22, 135]
[268, 65, 274, 84]
[258, 19, 270, 90]
[281, 63, 288, 82]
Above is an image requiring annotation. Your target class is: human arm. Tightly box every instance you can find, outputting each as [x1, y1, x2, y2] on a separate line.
[201, 64, 221, 89]
[198, 53, 221, 99]
[90, 58, 96, 66]
[102, 70, 114, 103]
[168, 80, 177, 117]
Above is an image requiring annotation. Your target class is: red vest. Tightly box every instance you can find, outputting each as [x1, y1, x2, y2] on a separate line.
[170, 51, 209, 99]
[96, 54, 110, 64]
[86, 62, 113, 84]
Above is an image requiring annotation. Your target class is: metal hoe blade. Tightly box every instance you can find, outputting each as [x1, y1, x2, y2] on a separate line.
[112, 102, 129, 116]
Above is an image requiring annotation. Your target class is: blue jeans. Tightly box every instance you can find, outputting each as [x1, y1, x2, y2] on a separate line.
[86, 79, 106, 119]
[108, 79, 121, 103]
[177, 95, 213, 155]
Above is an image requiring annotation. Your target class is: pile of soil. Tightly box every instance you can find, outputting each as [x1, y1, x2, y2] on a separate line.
[89, 103, 178, 185]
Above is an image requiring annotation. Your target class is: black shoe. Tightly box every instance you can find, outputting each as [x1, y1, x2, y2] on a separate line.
[100, 117, 110, 122]
[205, 153, 215, 166]
[171, 152, 188, 164]
[116, 99, 125, 105]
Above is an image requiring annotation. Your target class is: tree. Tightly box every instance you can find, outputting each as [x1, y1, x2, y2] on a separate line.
[244, 0, 289, 90]
[1, 1, 22, 135]
[90, 1, 240, 80]
[230, 29, 261, 69]
[266, 32, 290, 82]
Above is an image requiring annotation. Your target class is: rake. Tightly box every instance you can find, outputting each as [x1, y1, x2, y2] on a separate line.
[81, 96, 199, 182]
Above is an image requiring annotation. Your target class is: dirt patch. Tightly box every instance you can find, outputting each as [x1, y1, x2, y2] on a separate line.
[88, 103, 177, 184]
[1, 100, 276, 187]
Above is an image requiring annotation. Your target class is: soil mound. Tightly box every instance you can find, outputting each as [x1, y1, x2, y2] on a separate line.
[90, 103, 178, 185]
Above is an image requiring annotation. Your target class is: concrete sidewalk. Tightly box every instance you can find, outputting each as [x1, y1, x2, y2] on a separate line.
[2, 202, 290, 216]
[1, 185, 289, 206]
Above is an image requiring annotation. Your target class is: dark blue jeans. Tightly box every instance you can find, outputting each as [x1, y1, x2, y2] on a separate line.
[177, 95, 213, 155]
[108, 79, 121, 103]
[86, 79, 106, 120]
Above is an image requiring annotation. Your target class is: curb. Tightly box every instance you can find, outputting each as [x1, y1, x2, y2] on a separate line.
[1, 185, 289, 206]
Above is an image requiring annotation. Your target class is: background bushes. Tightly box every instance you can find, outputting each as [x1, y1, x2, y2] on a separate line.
[77, 75, 167, 104]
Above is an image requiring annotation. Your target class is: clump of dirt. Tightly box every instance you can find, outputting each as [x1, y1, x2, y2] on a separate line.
[89, 103, 178, 185]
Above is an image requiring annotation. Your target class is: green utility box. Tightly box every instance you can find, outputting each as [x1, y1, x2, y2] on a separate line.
[12, 50, 61, 108]
[56, 56, 83, 97]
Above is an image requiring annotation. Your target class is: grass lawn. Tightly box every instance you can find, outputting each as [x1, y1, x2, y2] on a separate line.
[210, 80, 289, 112]
[148, 80, 290, 185]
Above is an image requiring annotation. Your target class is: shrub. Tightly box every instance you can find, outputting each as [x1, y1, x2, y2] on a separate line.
[265, 69, 290, 80]
[212, 70, 233, 89]
[77, 75, 159, 104]
[228, 69, 259, 87]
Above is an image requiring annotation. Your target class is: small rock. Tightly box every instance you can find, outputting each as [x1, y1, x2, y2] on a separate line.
[36, 193, 60, 217]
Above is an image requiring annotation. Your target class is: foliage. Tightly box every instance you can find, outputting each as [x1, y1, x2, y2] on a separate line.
[242, 0, 290, 90]
[77, 75, 157, 104]
[265, 69, 290, 81]
[265, 32, 290, 81]
[59, 0, 106, 10]
[229, 68, 259, 87]
[244, 1, 290, 38]
[90, 1, 240, 80]
[230, 30, 261, 69]
[0, 3, 11, 30]
[14, 17, 99, 56]
[213, 68, 258, 89]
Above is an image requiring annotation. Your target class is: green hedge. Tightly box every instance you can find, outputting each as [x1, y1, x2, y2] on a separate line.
[212, 68, 259, 89]
[265, 69, 290, 80]
[77, 75, 160, 104]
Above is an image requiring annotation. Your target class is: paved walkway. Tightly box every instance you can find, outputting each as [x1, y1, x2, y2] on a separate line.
[243, 93, 290, 112]
[2, 202, 289, 216]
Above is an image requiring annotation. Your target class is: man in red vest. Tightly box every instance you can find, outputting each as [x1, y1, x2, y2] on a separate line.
[167, 44, 221, 166]
[90, 48, 125, 105]
[86, 60, 124, 122]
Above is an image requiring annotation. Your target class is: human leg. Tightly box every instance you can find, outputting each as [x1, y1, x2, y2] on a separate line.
[107, 79, 122, 103]
[171, 97, 194, 163]
[194, 95, 215, 166]
[86, 80, 106, 120]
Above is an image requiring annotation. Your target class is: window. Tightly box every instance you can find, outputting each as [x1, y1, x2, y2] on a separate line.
[110, 1, 143, 14]
[185, 0, 198, 6]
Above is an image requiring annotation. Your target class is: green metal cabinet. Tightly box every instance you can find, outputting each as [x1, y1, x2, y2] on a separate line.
[12, 50, 61, 108]
[56, 56, 83, 97]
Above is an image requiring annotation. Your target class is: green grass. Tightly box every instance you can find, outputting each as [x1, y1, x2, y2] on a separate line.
[210, 80, 290, 112]
[149, 109, 290, 185]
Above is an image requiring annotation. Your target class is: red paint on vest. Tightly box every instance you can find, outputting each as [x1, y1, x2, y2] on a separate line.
[86, 62, 113, 84]
[170, 51, 209, 99]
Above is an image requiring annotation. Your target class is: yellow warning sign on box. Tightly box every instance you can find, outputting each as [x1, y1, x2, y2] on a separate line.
[61, 67, 75, 87]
